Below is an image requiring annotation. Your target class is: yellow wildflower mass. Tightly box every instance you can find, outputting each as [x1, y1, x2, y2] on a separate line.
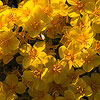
[0, 0, 100, 100]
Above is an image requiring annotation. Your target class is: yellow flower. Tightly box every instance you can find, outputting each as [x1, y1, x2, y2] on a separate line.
[18, 0, 35, 23]
[84, 0, 100, 19]
[19, 41, 46, 69]
[52, 1, 68, 16]
[81, 49, 100, 72]
[44, 56, 67, 84]
[2, 53, 14, 64]
[28, 87, 52, 100]
[22, 65, 48, 90]
[46, 14, 65, 38]
[48, 82, 66, 98]
[92, 19, 100, 33]
[68, 78, 93, 100]
[70, 14, 91, 30]
[4, 8, 21, 27]
[23, 6, 46, 38]
[62, 68, 85, 87]
[67, 0, 95, 17]
[69, 27, 94, 49]
[59, 42, 83, 69]
[0, 30, 20, 55]
[39, 5, 53, 24]
[84, 0, 100, 33]
[62, 67, 79, 87]
[3, 74, 26, 99]
[82, 73, 100, 100]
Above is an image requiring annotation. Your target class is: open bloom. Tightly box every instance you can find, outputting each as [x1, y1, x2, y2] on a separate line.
[22, 65, 48, 90]
[3, 74, 26, 99]
[83, 73, 100, 100]
[44, 56, 67, 84]
[0, 30, 20, 55]
[59, 42, 83, 69]
[68, 78, 93, 100]
[19, 41, 47, 69]
[28, 87, 52, 100]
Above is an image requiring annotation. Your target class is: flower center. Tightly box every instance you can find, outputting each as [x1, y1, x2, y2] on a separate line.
[28, 48, 37, 59]
[75, 1, 84, 12]
[94, 8, 100, 17]
[7, 13, 18, 23]
[52, 64, 62, 74]
[42, 5, 52, 15]
[76, 85, 84, 95]
[64, 51, 74, 61]
[33, 69, 42, 79]
[24, 8, 30, 18]
[77, 34, 86, 44]
[31, 21, 40, 30]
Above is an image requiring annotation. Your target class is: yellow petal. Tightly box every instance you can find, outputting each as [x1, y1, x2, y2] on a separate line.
[34, 41, 45, 52]
[3, 55, 14, 64]
[68, 7, 80, 17]
[19, 43, 31, 56]
[23, 70, 34, 82]
[59, 46, 66, 58]
[83, 63, 94, 72]
[41, 68, 48, 79]
[78, 78, 86, 88]
[64, 90, 75, 100]
[10, 37, 20, 50]
[70, 18, 78, 26]
[45, 55, 56, 68]
[15, 82, 26, 94]
[92, 21, 100, 33]
[67, 0, 77, 5]
[85, 86, 93, 97]
[96, 0, 100, 8]
[22, 57, 31, 69]
[16, 56, 23, 64]
[82, 76, 91, 85]
[5, 74, 18, 87]
[38, 52, 47, 59]
[84, 2, 95, 14]
[68, 60, 73, 70]
[34, 80, 47, 90]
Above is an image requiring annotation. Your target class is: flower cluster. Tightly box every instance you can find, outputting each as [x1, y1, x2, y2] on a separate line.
[0, 0, 100, 100]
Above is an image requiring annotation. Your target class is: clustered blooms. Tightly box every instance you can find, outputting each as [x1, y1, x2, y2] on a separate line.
[0, 0, 100, 100]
